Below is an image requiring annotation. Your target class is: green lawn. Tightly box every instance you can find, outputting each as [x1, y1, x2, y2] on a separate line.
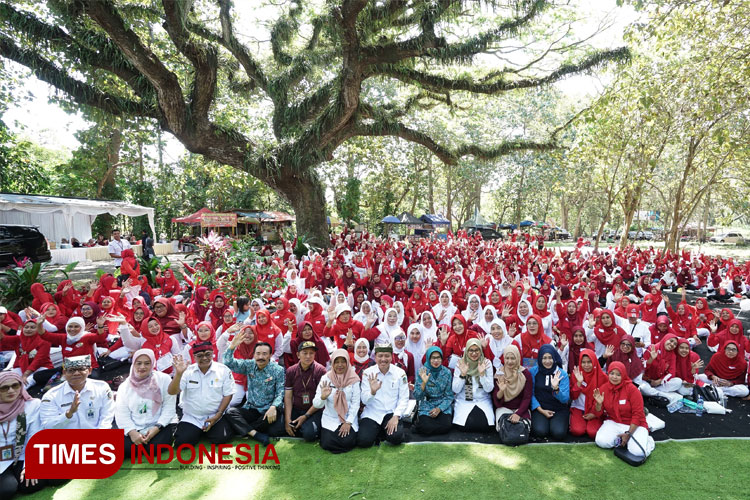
[24, 439, 750, 500]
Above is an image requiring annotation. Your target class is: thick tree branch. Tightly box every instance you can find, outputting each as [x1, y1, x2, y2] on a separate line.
[367, 47, 630, 94]
[0, 35, 155, 118]
[161, 0, 218, 125]
[80, 0, 188, 133]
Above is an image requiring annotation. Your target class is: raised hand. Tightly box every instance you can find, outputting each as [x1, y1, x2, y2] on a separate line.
[649, 346, 658, 361]
[439, 325, 450, 345]
[501, 304, 512, 318]
[172, 354, 188, 374]
[559, 333, 568, 349]
[593, 388, 604, 405]
[66, 391, 81, 419]
[604, 344, 615, 358]
[478, 359, 488, 377]
[572, 365, 584, 385]
[691, 359, 704, 373]
[419, 367, 430, 385]
[320, 380, 333, 400]
[508, 323, 517, 337]
[368, 373, 382, 394]
[457, 359, 469, 378]
[495, 373, 507, 394]
[551, 370, 561, 391]
[176, 311, 187, 328]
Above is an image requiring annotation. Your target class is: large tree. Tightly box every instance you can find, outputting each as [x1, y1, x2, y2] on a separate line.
[0, 0, 627, 246]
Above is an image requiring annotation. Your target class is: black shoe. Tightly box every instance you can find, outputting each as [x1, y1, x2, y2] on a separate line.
[253, 432, 270, 446]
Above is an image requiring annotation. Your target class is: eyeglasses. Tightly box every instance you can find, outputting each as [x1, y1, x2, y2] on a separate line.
[467, 348, 481, 354]
[65, 367, 89, 373]
[725, 346, 738, 352]
[0, 382, 21, 393]
[194, 352, 213, 358]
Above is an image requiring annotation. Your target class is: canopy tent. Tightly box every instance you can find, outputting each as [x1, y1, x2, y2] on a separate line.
[396, 212, 423, 225]
[420, 214, 450, 225]
[0, 192, 155, 244]
[463, 209, 493, 229]
[520, 220, 535, 228]
[171, 207, 215, 225]
[236, 210, 295, 224]
[498, 223, 514, 230]
[381, 215, 400, 224]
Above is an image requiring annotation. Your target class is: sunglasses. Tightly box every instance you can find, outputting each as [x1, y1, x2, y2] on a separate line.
[0, 382, 22, 393]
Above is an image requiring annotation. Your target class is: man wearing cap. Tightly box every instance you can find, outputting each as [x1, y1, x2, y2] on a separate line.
[613, 304, 651, 357]
[283, 340, 326, 441]
[222, 335, 285, 446]
[39, 355, 115, 429]
[357, 343, 409, 448]
[168, 342, 235, 449]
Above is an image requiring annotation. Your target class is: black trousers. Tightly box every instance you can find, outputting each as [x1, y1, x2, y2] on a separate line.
[414, 411, 453, 435]
[123, 424, 176, 459]
[288, 407, 322, 442]
[173, 417, 233, 449]
[225, 407, 285, 437]
[0, 461, 47, 498]
[320, 425, 358, 454]
[531, 408, 569, 440]
[455, 406, 494, 433]
[356, 413, 404, 448]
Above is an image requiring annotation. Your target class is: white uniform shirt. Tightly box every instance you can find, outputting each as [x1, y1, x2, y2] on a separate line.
[107, 238, 131, 267]
[40, 379, 115, 430]
[312, 374, 361, 432]
[614, 315, 652, 357]
[359, 364, 409, 424]
[451, 361, 495, 426]
[115, 371, 177, 434]
[178, 362, 235, 428]
[0, 399, 41, 474]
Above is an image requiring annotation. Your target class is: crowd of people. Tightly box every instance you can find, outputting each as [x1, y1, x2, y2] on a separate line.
[2, 227, 750, 497]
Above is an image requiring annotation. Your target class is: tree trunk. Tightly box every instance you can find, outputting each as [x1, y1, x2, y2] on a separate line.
[574, 209, 582, 239]
[620, 207, 636, 249]
[560, 194, 569, 231]
[278, 173, 330, 248]
[427, 157, 435, 214]
[445, 164, 453, 231]
[515, 162, 527, 227]
[95, 127, 122, 237]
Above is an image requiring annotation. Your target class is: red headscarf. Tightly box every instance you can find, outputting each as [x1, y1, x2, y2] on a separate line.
[191, 286, 210, 323]
[140, 317, 173, 359]
[567, 326, 593, 374]
[287, 320, 330, 367]
[152, 297, 181, 335]
[600, 361, 647, 428]
[578, 348, 608, 414]
[208, 290, 229, 330]
[706, 340, 748, 381]
[189, 321, 218, 362]
[520, 313, 552, 360]
[673, 338, 700, 383]
[40, 303, 67, 331]
[532, 294, 550, 318]
[609, 335, 644, 380]
[593, 310, 624, 347]
[253, 309, 282, 344]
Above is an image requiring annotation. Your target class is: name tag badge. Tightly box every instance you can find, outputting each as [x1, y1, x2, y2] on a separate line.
[188, 380, 199, 384]
[619, 399, 627, 405]
[0, 445, 13, 461]
[302, 393, 310, 405]
[87, 408, 95, 419]
[65, 347, 73, 352]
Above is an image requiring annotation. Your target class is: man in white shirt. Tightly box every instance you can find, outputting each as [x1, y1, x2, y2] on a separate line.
[614, 304, 652, 357]
[40, 355, 115, 430]
[107, 229, 131, 269]
[357, 344, 409, 448]
[168, 342, 234, 449]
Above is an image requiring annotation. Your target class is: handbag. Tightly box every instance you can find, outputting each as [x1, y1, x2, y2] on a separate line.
[613, 434, 648, 466]
[693, 384, 720, 403]
[498, 414, 530, 446]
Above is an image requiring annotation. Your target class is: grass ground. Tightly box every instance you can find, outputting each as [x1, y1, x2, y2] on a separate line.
[23, 438, 750, 500]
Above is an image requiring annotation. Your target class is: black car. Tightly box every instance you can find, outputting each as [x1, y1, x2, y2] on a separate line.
[467, 227, 503, 240]
[0, 224, 51, 267]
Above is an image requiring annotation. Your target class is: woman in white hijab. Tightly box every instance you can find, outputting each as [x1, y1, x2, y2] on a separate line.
[476, 305, 499, 336]
[288, 298, 308, 326]
[375, 308, 402, 344]
[432, 290, 457, 327]
[516, 298, 533, 331]
[405, 323, 427, 375]
[461, 294, 483, 324]
[393, 301, 406, 326]
[420, 311, 438, 345]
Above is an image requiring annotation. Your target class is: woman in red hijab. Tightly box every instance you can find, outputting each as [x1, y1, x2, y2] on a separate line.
[589, 309, 625, 358]
[190, 286, 210, 325]
[185, 321, 219, 362]
[519, 314, 552, 365]
[0, 319, 54, 389]
[119, 316, 180, 374]
[708, 318, 750, 355]
[207, 290, 229, 330]
[53, 279, 80, 316]
[405, 286, 429, 320]
[271, 298, 296, 331]
[593, 361, 654, 458]
[38, 303, 67, 332]
[225, 324, 258, 406]
[152, 297, 181, 336]
[673, 338, 702, 395]
[253, 309, 282, 360]
[607, 335, 644, 384]
[156, 268, 181, 296]
[641, 333, 682, 403]
[439, 314, 481, 368]
[558, 326, 593, 374]
[691, 297, 714, 340]
[120, 249, 140, 281]
[697, 340, 749, 399]
[29, 283, 53, 311]
[569, 348, 607, 439]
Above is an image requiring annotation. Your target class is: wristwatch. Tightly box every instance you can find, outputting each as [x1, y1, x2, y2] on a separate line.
[155, 424, 164, 430]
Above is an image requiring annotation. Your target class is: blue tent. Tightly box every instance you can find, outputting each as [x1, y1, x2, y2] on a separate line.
[520, 220, 535, 227]
[420, 214, 450, 225]
[381, 215, 400, 224]
[499, 223, 514, 230]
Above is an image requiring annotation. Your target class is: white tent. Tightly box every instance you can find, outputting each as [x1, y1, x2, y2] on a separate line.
[0, 193, 155, 244]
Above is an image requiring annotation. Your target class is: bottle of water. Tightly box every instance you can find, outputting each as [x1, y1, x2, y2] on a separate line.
[696, 396, 704, 417]
[667, 399, 683, 413]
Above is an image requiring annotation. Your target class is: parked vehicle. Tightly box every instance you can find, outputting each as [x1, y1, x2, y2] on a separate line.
[710, 232, 745, 244]
[467, 227, 503, 240]
[0, 224, 51, 267]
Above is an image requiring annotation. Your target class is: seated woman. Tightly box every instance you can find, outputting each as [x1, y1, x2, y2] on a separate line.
[452, 339, 495, 433]
[115, 349, 177, 459]
[593, 361, 655, 458]
[313, 349, 360, 454]
[413, 346, 453, 435]
[696, 340, 749, 399]
[0, 371, 47, 498]
[0, 319, 55, 390]
[38, 316, 108, 379]
[569, 349, 607, 439]
[492, 344, 533, 444]
[351, 338, 375, 377]
[674, 338, 703, 397]
[606, 335, 644, 386]
[557, 326, 593, 374]
[640, 333, 682, 404]
[529, 345, 570, 441]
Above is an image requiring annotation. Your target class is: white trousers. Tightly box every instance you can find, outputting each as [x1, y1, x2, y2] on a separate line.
[639, 377, 683, 403]
[595, 420, 655, 458]
[695, 374, 750, 398]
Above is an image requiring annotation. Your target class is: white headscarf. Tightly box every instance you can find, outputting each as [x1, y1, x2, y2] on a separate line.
[393, 301, 405, 325]
[476, 304, 499, 335]
[405, 323, 426, 375]
[516, 298, 532, 326]
[420, 311, 438, 344]
[432, 290, 456, 326]
[65, 317, 86, 344]
[461, 294, 482, 322]
[353, 300, 375, 325]
[353, 337, 371, 363]
[288, 298, 307, 326]
[377, 307, 401, 344]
